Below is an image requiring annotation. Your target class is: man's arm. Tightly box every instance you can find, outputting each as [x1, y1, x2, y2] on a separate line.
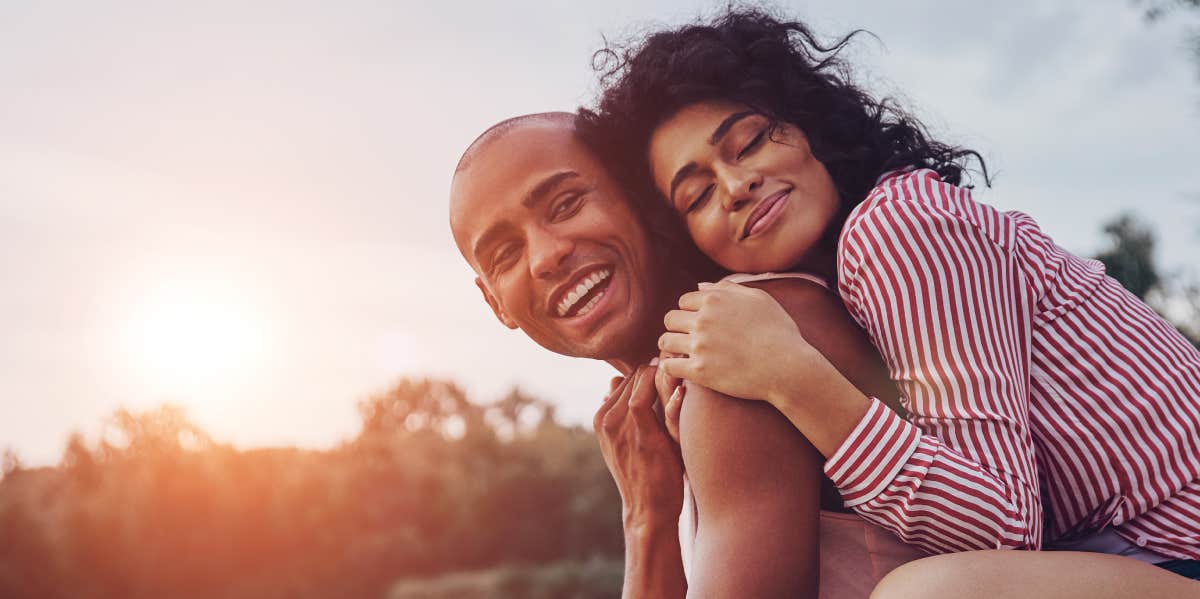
[680, 381, 823, 598]
[677, 277, 912, 598]
[594, 367, 687, 599]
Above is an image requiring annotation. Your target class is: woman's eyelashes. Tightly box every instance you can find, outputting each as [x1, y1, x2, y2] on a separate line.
[736, 127, 767, 159]
[686, 184, 714, 213]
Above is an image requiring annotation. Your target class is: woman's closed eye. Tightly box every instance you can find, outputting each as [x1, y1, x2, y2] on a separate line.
[736, 128, 767, 159]
[686, 184, 715, 213]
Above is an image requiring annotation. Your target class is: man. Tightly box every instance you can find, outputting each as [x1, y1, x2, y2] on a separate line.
[449, 112, 826, 597]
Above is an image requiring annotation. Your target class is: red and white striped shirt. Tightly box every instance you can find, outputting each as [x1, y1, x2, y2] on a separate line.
[824, 169, 1200, 559]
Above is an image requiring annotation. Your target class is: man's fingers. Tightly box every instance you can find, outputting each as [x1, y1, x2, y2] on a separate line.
[663, 309, 698, 333]
[664, 385, 684, 443]
[657, 332, 691, 356]
[628, 367, 657, 409]
[603, 367, 646, 431]
[594, 375, 632, 432]
[609, 375, 624, 393]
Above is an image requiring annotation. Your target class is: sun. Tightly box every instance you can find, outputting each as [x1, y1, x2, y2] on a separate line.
[122, 284, 267, 389]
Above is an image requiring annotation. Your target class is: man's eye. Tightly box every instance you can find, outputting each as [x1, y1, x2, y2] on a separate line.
[686, 184, 714, 213]
[550, 193, 584, 222]
[491, 245, 517, 274]
[737, 128, 767, 159]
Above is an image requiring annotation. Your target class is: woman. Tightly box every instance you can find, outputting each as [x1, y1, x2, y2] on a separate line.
[579, 7, 1200, 596]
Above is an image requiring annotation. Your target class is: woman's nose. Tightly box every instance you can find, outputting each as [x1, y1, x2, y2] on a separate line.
[717, 163, 762, 212]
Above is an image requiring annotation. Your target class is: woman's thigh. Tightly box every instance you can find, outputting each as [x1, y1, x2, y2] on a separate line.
[869, 550, 1200, 599]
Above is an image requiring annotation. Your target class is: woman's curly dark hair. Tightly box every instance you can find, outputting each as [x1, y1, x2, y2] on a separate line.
[576, 7, 988, 241]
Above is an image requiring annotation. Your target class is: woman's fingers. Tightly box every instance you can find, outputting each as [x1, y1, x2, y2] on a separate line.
[659, 356, 697, 384]
[676, 290, 707, 311]
[663, 309, 698, 333]
[657, 332, 691, 356]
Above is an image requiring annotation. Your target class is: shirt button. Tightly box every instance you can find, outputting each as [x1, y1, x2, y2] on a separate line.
[1112, 515, 1124, 525]
[1136, 536, 1149, 547]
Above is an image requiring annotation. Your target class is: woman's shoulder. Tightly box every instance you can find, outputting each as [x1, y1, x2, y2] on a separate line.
[719, 271, 830, 290]
[839, 168, 1019, 257]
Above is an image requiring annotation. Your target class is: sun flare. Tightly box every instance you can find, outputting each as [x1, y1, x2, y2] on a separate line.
[122, 285, 267, 388]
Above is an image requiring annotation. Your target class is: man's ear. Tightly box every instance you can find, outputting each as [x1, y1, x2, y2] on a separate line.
[476, 277, 518, 329]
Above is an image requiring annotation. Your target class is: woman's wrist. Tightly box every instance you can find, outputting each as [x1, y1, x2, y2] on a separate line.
[766, 346, 872, 458]
[764, 344, 828, 408]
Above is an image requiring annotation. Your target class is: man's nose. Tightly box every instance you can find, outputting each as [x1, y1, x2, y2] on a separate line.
[716, 162, 762, 212]
[527, 227, 574, 279]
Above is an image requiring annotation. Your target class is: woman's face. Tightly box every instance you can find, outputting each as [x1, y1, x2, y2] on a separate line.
[648, 100, 840, 274]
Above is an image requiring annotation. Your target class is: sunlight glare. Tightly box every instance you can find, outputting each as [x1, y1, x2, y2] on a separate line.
[123, 284, 267, 389]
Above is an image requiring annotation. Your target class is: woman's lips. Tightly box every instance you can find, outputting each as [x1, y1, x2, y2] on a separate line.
[741, 190, 790, 240]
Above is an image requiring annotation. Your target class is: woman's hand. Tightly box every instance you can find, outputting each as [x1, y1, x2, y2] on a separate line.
[658, 281, 824, 405]
[594, 365, 684, 529]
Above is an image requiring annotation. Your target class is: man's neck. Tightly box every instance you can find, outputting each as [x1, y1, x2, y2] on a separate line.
[604, 269, 697, 377]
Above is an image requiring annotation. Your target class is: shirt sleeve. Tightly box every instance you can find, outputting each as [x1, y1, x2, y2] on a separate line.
[826, 176, 1043, 554]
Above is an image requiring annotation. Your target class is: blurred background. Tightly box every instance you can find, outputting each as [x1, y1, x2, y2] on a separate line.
[1, 0, 1197, 597]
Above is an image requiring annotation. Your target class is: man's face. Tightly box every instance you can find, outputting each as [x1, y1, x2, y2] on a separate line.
[450, 121, 661, 362]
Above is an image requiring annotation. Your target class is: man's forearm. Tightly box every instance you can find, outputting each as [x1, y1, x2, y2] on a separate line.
[622, 518, 687, 599]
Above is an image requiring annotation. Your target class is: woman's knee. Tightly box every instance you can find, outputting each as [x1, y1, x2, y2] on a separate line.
[869, 552, 1003, 599]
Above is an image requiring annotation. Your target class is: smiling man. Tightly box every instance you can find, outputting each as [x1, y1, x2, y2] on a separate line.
[449, 112, 831, 598]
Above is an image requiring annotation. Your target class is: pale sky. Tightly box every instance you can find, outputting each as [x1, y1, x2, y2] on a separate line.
[2, 1, 1198, 465]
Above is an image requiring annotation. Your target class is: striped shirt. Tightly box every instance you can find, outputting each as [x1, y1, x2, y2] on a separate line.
[824, 168, 1200, 559]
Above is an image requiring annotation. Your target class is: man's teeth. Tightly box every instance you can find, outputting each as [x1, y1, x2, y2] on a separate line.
[557, 269, 611, 317]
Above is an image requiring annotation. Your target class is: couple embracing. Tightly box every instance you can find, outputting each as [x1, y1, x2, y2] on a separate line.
[448, 9, 1200, 598]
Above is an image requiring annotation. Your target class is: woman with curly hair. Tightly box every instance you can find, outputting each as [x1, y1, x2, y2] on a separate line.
[579, 7, 1200, 597]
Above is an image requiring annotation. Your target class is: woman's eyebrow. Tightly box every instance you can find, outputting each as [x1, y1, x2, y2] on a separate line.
[708, 111, 758, 145]
[668, 111, 759, 206]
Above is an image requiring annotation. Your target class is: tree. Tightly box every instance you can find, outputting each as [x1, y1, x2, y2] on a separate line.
[1140, 0, 1200, 78]
[1095, 212, 1200, 348]
[1095, 213, 1162, 300]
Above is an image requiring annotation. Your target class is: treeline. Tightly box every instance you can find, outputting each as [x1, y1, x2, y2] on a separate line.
[0, 380, 623, 599]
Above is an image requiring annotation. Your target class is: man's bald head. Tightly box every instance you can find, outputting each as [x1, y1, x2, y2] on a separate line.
[447, 110, 675, 368]
[454, 112, 577, 175]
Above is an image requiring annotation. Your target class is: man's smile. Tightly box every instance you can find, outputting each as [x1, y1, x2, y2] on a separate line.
[551, 265, 614, 318]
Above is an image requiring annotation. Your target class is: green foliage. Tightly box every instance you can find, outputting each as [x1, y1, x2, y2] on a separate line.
[1095, 213, 1162, 300]
[0, 380, 623, 599]
[1094, 212, 1200, 348]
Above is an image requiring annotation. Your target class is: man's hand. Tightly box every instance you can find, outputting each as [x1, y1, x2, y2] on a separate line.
[596, 365, 688, 599]
[594, 365, 684, 529]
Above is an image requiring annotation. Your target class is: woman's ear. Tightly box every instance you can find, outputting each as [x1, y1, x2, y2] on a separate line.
[476, 277, 518, 329]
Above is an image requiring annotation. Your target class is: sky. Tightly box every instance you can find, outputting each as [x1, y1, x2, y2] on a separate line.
[2, 0, 1198, 466]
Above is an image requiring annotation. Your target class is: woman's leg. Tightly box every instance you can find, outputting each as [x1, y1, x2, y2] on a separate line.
[870, 550, 1200, 599]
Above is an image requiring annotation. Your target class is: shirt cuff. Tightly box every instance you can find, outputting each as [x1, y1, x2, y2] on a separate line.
[823, 399, 922, 507]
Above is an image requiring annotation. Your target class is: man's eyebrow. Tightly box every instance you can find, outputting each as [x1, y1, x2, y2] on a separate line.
[472, 170, 582, 263]
[522, 170, 580, 209]
[472, 224, 509, 265]
[668, 111, 760, 206]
